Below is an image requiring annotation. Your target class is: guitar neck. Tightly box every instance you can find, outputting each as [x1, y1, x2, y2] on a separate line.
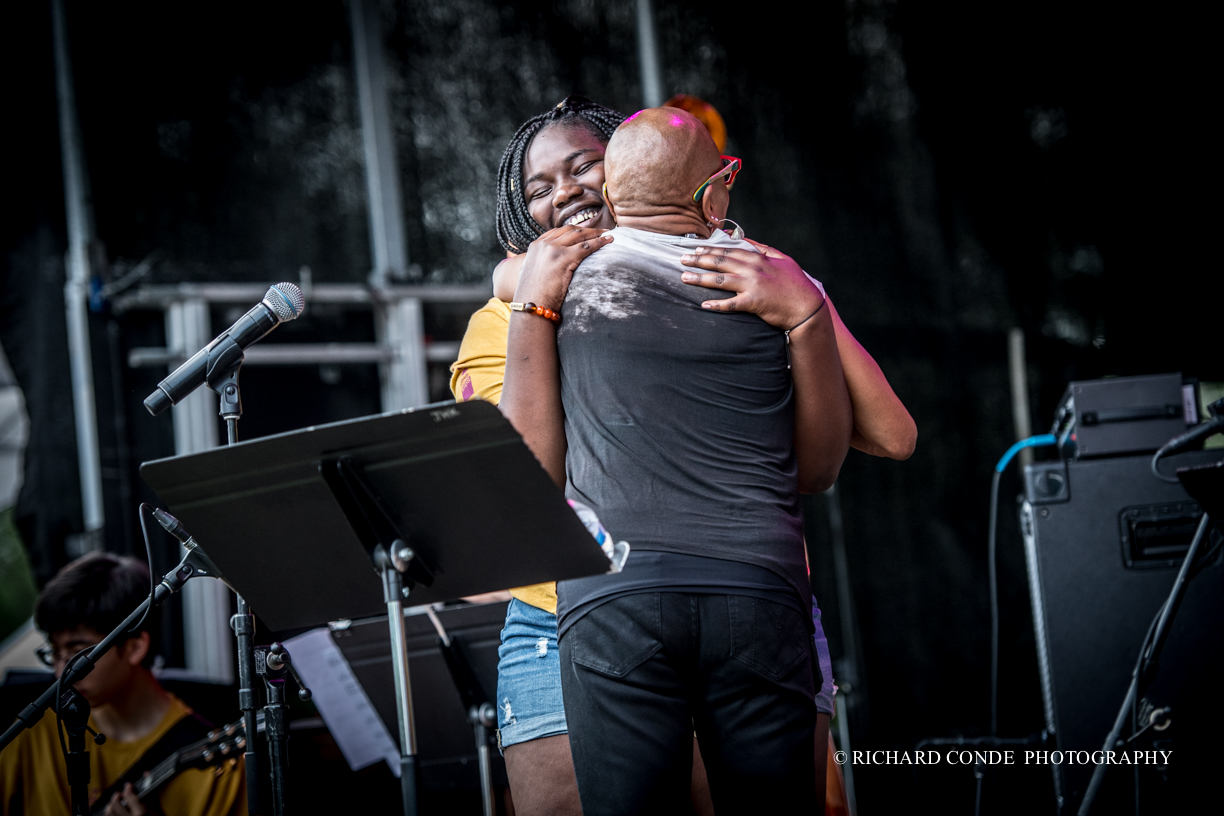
[88, 720, 244, 815]
[86, 754, 177, 816]
[132, 754, 180, 800]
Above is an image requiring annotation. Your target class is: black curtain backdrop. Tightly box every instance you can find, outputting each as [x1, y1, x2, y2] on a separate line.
[2, 1, 1217, 812]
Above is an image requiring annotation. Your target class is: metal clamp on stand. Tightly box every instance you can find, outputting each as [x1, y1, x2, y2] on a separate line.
[254, 642, 312, 816]
[205, 335, 244, 441]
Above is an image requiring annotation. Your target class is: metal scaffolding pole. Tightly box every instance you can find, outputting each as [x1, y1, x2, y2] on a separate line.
[635, 0, 665, 108]
[376, 296, 429, 412]
[350, 0, 409, 288]
[51, 0, 105, 553]
[166, 300, 234, 685]
[350, 0, 428, 410]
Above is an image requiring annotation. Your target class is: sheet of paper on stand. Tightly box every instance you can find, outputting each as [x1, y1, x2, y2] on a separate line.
[284, 627, 401, 776]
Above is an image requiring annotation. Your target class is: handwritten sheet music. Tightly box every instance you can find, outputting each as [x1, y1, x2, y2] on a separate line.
[284, 627, 401, 776]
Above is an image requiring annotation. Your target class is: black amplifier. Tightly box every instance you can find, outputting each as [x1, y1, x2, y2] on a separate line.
[1055, 373, 1199, 459]
[1020, 450, 1223, 812]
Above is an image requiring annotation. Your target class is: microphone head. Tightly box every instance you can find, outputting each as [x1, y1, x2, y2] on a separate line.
[263, 283, 305, 322]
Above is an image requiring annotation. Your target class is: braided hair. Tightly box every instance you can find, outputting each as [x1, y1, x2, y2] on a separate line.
[496, 95, 626, 254]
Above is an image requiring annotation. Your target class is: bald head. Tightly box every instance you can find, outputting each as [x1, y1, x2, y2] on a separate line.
[604, 107, 724, 219]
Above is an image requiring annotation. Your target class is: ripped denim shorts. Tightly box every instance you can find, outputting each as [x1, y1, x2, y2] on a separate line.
[496, 598, 567, 750]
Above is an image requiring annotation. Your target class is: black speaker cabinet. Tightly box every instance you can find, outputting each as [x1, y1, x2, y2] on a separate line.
[1021, 450, 1223, 813]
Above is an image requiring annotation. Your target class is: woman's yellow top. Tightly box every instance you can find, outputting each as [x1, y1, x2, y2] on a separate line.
[450, 297, 558, 614]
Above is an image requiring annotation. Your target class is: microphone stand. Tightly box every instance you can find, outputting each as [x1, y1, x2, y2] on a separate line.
[60, 692, 96, 815]
[139, 282, 304, 813]
[205, 348, 265, 816]
[255, 642, 312, 816]
[0, 543, 223, 814]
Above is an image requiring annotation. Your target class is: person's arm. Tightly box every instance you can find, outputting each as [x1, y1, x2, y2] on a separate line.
[680, 246, 852, 493]
[450, 300, 511, 405]
[685, 241, 916, 461]
[827, 296, 917, 459]
[783, 296, 854, 493]
[500, 226, 612, 488]
[492, 253, 525, 302]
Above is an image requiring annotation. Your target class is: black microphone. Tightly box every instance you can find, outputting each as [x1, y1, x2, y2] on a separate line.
[152, 508, 228, 587]
[143, 283, 305, 416]
[152, 507, 192, 544]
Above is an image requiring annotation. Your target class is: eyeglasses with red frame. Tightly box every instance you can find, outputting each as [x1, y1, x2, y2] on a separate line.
[692, 155, 742, 203]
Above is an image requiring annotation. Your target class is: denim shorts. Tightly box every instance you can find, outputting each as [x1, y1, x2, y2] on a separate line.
[496, 595, 834, 751]
[496, 599, 568, 749]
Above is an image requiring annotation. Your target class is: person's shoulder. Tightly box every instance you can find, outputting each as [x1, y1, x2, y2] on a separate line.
[606, 226, 668, 246]
[704, 230, 760, 253]
[584, 228, 682, 266]
[472, 296, 511, 321]
[151, 691, 199, 739]
[454, 298, 511, 363]
[163, 690, 194, 717]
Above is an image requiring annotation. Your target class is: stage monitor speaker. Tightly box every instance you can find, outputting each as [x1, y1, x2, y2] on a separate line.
[1021, 450, 1224, 813]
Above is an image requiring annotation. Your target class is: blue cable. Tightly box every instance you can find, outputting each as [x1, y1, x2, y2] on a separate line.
[995, 434, 1058, 473]
[988, 433, 1058, 736]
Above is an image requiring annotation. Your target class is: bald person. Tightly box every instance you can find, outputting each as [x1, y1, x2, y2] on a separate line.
[500, 107, 852, 815]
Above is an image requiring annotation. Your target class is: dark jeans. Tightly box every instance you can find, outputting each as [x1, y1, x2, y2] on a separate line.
[559, 592, 819, 815]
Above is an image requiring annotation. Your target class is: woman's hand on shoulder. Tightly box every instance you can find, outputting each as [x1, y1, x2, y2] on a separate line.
[679, 240, 823, 331]
[514, 226, 613, 312]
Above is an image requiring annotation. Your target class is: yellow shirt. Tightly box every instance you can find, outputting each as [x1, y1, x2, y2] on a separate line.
[0, 692, 246, 816]
[450, 297, 558, 614]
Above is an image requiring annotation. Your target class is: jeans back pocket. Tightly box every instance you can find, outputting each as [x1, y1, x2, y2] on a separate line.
[727, 596, 810, 682]
[568, 594, 663, 678]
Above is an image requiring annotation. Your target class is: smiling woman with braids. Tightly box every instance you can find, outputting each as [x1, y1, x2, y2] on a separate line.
[452, 95, 915, 814]
[453, 97, 635, 816]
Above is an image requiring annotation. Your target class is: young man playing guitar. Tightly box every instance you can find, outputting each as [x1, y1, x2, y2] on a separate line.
[0, 553, 246, 816]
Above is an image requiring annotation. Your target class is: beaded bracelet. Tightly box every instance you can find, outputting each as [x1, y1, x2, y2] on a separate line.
[509, 301, 562, 324]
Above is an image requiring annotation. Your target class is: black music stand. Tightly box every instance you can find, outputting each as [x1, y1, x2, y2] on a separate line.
[140, 400, 612, 816]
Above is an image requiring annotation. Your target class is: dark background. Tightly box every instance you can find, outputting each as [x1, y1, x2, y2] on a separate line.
[1, 0, 1218, 812]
